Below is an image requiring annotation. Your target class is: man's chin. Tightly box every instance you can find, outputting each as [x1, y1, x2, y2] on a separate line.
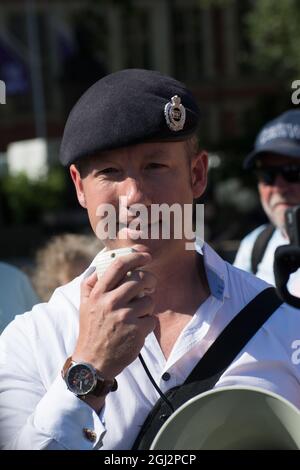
[270, 208, 288, 230]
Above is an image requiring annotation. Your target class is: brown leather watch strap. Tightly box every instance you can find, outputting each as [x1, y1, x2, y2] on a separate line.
[61, 356, 74, 379]
[92, 375, 118, 397]
[61, 356, 118, 397]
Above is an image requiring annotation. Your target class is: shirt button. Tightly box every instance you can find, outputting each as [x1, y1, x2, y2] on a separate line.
[83, 428, 97, 443]
[162, 372, 171, 381]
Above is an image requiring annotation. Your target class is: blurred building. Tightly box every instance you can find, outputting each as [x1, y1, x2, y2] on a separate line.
[0, 0, 284, 261]
[0, 0, 281, 154]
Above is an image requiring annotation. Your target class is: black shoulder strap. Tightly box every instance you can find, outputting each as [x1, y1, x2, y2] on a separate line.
[251, 224, 275, 274]
[185, 287, 282, 384]
[133, 287, 282, 450]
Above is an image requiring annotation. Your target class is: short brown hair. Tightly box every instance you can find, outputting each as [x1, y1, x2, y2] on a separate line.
[185, 134, 200, 160]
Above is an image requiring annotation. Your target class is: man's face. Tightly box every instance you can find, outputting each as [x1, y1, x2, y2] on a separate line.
[257, 153, 300, 230]
[70, 140, 208, 260]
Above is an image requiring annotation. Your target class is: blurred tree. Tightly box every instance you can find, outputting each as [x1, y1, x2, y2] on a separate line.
[1, 166, 66, 224]
[245, 0, 300, 80]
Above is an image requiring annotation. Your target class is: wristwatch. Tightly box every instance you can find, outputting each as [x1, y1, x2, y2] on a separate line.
[62, 357, 118, 398]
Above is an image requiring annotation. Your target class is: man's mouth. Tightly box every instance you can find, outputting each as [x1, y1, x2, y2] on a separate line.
[272, 202, 294, 210]
[270, 198, 296, 210]
[118, 219, 161, 230]
[117, 220, 162, 239]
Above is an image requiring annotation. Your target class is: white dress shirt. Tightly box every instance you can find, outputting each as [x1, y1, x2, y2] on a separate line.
[0, 243, 300, 450]
[234, 225, 300, 294]
[0, 262, 39, 333]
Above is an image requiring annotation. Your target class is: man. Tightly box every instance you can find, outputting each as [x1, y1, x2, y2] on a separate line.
[0, 261, 39, 333]
[0, 69, 300, 450]
[234, 110, 300, 285]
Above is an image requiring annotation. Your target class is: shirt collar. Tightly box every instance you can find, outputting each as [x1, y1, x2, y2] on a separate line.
[196, 239, 230, 301]
[90, 240, 230, 301]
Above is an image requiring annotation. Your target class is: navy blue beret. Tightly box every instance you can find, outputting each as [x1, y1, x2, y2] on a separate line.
[59, 68, 200, 166]
[244, 109, 300, 169]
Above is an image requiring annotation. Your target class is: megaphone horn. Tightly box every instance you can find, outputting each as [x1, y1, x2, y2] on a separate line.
[150, 386, 300, 450]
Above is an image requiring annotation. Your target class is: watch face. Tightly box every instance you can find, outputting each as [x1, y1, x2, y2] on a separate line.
[66, 363, 96, 396]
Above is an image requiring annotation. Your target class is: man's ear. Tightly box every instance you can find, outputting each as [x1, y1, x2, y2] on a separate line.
[69, 164, 87, 208]
[191, 151, 208, 199]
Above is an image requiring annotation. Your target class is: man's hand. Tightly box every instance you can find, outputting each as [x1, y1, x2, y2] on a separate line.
[72, 248, 157, 382]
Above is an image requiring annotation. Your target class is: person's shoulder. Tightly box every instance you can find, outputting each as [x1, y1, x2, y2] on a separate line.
[227, 261, 300, 326]
[52, 266, 90, 306]
[0, 261, 28, 282]
[233, 224, 271, 270]
[239, 224, 269, 247]
[227, 259, 271, 300]
[1, 276, 83, 352]
[2, 268, 84, 330]
[204, 241, 270, 301]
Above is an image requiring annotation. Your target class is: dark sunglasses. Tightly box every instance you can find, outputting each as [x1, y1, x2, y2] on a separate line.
[255, 164, 300, 185]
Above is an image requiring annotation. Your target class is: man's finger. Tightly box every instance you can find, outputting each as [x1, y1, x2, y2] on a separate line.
[127, 294, 155, 318]
[112, 270, 157, 305]
[81, 269, 98, 299]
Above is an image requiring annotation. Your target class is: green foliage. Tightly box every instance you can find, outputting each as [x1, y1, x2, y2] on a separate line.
[245, 0, 300, 78]
[1, 166, 67, 224]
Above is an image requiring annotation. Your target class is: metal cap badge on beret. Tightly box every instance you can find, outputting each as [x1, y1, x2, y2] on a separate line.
[244, 109, 300, 169]
[59, 68, 200, 166]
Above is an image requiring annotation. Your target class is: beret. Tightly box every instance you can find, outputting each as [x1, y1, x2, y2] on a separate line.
[59, 68, 200, 166]
[244, 109, 300, 169]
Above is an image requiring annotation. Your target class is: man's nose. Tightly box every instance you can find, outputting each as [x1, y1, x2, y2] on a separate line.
[273, 173, 290, 189]
[121, 176, 151, 206]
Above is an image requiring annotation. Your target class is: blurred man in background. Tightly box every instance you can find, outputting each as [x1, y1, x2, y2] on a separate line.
[234, 110, 300, 286]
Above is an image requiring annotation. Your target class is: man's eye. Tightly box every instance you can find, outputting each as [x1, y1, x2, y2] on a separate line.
[97, 168, 119, 175]
[145, 163, 166, 169]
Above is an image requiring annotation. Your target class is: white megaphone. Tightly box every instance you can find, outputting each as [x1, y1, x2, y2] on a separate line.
[150, 386, 300, 450]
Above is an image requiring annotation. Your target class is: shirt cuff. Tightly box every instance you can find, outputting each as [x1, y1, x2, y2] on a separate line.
[33, 374, 106, 450]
